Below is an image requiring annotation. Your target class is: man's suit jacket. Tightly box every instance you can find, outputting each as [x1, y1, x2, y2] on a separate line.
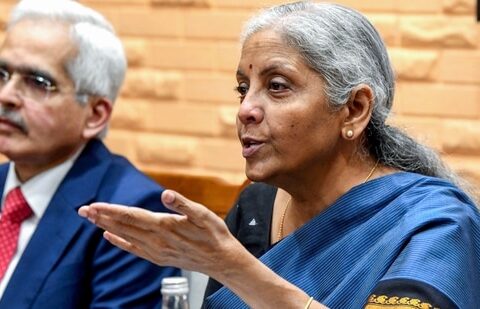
[0, 139, 179, 308]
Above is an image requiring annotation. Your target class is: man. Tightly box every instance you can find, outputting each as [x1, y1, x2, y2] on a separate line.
[0, 0, 179, 307]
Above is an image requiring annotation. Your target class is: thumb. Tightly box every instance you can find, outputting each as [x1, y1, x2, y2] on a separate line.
[161, 189, 215, 227]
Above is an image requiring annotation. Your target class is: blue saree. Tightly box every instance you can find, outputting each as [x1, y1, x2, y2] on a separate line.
[204, 172, 480, 308]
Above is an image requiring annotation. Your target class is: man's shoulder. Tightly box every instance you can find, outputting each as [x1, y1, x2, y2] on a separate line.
[71, 142, 164, 208]
[107, 153, 159, 188]
[0, 161, 9, 173]
[80, 140, 159, 189]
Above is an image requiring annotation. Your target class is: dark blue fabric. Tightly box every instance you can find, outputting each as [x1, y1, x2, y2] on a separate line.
[0, 139, 180, 308]
[205, 172, 480, 308]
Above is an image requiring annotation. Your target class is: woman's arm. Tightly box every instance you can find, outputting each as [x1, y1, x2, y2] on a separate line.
[78, 189, 327, 309]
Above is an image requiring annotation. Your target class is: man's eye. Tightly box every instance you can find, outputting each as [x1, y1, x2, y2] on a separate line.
[24, 75, 55, 91]
[0, 68, 10, 81]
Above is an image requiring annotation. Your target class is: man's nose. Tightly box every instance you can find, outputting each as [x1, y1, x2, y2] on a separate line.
[0, 75, 23, 108]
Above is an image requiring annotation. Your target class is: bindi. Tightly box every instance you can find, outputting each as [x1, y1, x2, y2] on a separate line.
[249, 64, 253, 69]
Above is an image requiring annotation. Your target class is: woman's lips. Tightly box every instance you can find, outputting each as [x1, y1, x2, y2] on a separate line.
[241, 138, 265, 158]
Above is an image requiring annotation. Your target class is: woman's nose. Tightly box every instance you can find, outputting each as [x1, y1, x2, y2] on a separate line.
[237, 94, 264, 125]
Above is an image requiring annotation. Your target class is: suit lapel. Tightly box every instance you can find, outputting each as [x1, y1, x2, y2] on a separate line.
[0, 140, 113, 306]
[0, 164, 9, 196]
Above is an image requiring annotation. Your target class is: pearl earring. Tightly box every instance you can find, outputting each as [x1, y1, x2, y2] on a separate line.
[346, 129, 354, 138]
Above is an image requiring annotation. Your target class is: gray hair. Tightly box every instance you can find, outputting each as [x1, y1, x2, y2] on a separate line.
[8, 0, 127, 138]
[241, 1, 469, 190]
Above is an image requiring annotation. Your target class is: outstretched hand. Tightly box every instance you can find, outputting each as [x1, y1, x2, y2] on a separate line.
[78, 190, 326, 309]
[78, 189, 241, 275]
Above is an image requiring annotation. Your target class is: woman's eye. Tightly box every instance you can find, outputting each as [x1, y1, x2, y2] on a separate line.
[269, 78, 289, 93]
[235, 84, 248, 95]
[270, 82, 285, 91]
[236, 86, 246, 95]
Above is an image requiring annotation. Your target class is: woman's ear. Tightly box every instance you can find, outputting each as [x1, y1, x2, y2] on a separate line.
[341, 84, 374, 140]
[82, 97, 113, 139]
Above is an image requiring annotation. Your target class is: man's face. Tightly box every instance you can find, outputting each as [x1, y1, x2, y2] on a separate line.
[0, 19, 91, 181]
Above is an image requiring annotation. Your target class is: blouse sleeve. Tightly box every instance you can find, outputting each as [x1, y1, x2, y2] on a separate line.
[365, 278, 458, 308]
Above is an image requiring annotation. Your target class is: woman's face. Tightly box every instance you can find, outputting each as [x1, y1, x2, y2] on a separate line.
[236, 30, 346, 184]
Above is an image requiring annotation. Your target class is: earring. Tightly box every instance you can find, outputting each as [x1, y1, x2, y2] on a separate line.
[346, 129, 354, 139]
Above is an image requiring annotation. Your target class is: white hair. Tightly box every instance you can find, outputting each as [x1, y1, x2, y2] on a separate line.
[241, 1, 466, 189]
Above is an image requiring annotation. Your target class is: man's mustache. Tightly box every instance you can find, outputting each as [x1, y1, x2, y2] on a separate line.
[0, 106, 28, 133]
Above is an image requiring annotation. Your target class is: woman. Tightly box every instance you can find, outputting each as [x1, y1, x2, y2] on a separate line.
[79, 2, 480, 308]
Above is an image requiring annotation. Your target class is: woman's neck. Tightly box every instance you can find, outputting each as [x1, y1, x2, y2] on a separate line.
[271, 157, 396, 242]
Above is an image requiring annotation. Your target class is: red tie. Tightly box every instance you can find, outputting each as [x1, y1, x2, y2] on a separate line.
[0, 187, 32, 281]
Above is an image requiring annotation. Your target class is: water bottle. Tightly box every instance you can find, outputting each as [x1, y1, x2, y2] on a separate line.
[161, 276, 189, 309]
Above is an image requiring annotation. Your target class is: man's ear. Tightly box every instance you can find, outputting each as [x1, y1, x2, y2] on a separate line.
[341, 84, 374, 140]
[82, 97, 112, 139]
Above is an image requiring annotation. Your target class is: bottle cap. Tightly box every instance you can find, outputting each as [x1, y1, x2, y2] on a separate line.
[161, 276, 189, 295]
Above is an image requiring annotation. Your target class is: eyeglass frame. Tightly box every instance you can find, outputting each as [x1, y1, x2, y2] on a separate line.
[0, 61, 65, 102]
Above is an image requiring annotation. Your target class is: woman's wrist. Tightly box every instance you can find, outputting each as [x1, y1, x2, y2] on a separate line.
[304, 296, 314, 309]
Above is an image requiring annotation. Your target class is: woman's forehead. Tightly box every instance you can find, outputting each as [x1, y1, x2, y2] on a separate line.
[239, 31, 303, 65]
[241, 30, 288, 53]
[238, 40, 317, 82]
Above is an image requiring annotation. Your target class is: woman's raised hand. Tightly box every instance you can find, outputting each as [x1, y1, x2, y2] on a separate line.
[78, 190, 327, 309]
[78, 189, 241, 275]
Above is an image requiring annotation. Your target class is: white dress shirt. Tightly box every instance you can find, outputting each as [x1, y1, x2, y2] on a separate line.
[0, 147, 84, 297]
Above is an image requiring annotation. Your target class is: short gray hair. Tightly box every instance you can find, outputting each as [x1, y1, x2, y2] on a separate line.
[8, 0, 127, 138]
[241, 1, 467, 189]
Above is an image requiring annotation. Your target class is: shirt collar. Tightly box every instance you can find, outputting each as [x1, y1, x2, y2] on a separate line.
[2, 145, 85, 218]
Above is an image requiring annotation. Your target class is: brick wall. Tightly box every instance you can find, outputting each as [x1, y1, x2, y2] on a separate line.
[1, 0, 479, 189]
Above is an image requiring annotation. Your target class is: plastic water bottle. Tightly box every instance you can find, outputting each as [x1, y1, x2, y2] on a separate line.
[161, 277, 189, 309]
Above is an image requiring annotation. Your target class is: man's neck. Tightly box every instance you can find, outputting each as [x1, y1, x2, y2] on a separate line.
[13, 143, 87, 183]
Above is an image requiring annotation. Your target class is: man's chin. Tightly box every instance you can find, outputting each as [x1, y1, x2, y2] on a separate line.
[0, 143, 27, 163]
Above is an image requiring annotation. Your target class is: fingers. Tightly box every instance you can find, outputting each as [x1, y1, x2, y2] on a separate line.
[102, 231, 148, 259]
[79, 202, 160, 229]
[78, 204, 97, 220]
[79, 204, 185, 267]
[162, 190, 218, 228]
[103, 231, 168, 266]
[78, 197, 238, 273]
[78, 203, 170, 249]
[103, 231, 137, 254]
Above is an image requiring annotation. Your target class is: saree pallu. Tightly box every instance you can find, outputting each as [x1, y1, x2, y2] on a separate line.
[204, 172, 480, 308]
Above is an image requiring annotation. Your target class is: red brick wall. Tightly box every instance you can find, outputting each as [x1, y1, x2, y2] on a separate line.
[1, 0, 479, 188]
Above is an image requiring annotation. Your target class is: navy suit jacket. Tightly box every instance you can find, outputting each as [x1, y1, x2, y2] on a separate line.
[0, 139, 179, 308]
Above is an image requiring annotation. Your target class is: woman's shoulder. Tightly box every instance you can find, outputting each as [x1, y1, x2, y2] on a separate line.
[403, 173, 476, 208]
[353, 172, 479, 232]
[387, 172, 480, 227]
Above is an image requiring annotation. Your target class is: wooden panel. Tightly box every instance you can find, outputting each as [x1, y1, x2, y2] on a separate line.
[145, 170, 249, 218]
[477, 0, 480, 21]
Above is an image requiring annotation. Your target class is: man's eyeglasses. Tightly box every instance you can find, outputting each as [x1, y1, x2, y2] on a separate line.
[0, 66, 59, 102]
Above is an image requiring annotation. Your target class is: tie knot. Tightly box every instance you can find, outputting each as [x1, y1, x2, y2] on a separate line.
[2, 187, 32, 223]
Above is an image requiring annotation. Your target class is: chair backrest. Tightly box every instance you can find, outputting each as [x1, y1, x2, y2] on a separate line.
[145, 170, 250, 218]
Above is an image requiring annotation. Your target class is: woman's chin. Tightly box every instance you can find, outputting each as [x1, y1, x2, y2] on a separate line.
[245, 168, 265, 182]
[245, 166, 275, 183]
